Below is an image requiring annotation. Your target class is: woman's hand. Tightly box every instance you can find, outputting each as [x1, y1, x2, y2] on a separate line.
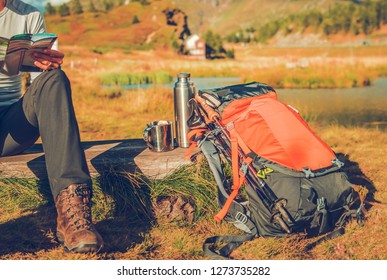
[32, 49, 64, 71]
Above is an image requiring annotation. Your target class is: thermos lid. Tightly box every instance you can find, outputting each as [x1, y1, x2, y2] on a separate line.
[178, 72, 190, 79]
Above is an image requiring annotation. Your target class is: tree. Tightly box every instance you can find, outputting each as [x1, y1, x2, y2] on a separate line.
[322, 18, 334, 36]
[203, 30, 226, 58]
[257, 21, 280, 42]
[226, 32, 240, 43]
[45, 2, 56, 16]
[301, 10, 323, 30]
[132, 15, 140, 24]
[72, 0, 84, 15]
[133, 0, 150, 5]
[58, 3, 71, 17]
[361, 11, 372, 34]
[225, 48, 235, 59]
[88, 1, 97, 13]
[380, 0, 387, 24]
[102, 0, 114, 11]
[245, 27, 256, 42]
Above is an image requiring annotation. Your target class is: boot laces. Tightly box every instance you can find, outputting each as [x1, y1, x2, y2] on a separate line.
[59, 185, 93, 231]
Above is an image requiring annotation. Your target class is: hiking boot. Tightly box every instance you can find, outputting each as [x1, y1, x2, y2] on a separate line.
[55, 183, 103, 253]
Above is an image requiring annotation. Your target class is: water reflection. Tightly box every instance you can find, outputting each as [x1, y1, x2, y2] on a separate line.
[112, 77, 386, 129]
[117, 77, 241, 90]
[277, 78, 387, 129]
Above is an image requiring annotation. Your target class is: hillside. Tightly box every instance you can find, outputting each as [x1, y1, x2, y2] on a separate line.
[46, 1, 177, 51]
[44, 0, 387, 50]
[45, 0, 341, 34]
[171, 0, 339, 34]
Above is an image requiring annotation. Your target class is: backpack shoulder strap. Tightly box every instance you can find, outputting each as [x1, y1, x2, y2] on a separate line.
[203, 233, 256, 260]
[214, 122, 253, 222]
[200, 138, 259, 259]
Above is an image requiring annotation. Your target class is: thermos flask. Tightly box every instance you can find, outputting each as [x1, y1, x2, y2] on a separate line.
[174, 72, 194, 148]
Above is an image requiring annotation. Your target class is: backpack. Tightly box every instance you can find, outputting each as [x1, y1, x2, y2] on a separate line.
[186, 82, 367, 259]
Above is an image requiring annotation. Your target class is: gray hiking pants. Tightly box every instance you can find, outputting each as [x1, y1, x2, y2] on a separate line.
[0, 69, 91, 199]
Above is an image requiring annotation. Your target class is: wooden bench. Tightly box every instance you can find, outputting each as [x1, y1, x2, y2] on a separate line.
[0, 139, 192, 180]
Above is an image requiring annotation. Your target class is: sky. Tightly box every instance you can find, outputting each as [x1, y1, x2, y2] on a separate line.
[23, 0, 69, 11]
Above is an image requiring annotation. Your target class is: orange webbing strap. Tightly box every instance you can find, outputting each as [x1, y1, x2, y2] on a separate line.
[230, 126, 240, 189]
[214, 123, 251, 222]
[214, 187, 240, 222]
[185, 128, 208, 160]
[235, 130, 252, 156]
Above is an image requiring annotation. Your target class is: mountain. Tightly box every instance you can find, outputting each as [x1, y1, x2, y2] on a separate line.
[169, 0, 340, 34]
[44, 0, 386, 49]
[45, 1, 180, 51]
[43, 0, 345, 34]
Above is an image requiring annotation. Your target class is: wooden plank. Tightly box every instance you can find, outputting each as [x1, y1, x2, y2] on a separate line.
[0, 139, 192, 179]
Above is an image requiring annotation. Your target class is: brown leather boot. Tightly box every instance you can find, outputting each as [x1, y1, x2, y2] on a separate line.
[55, 183, 104, 253]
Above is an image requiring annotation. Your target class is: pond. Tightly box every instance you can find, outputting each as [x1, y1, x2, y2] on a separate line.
[117, 77, 242, 90]
[276, 78, 387, 129]
[189, 77, 386, 129]
[116, 76, 387, 129]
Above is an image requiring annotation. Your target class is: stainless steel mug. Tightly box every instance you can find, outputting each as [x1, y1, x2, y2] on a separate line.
[143, 120, 174, 152]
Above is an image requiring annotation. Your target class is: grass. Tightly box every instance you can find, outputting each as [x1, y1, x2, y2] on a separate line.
[242, 64, 377, 89]
[72, 85, 175, 140]
[0, 43, 386, 260]
[99, 71, 173, 86]
[167, 60, 382, 89]
[59, 44, 387, 92]
[242, 45, 387, 58]
[1, 123, 386, 260]
[0, 159, 221, 259]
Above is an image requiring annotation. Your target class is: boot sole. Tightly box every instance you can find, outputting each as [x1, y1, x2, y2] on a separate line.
[56, 231, 102, 253]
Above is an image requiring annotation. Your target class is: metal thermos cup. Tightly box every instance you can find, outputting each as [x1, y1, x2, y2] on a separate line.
[143, 120, 174, 152]
[174, 72, 194, 148]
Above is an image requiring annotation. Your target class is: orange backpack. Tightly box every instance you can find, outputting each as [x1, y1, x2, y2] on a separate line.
[187, 82, 366, 259]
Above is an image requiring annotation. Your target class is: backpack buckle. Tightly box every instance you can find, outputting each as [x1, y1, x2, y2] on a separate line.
[356, 207, 365, 226]
[232, 212, 254, 234]
[235, 211, 249, 225]
[240, 162, 250, 176]
[317, 197, 326, 211]
[332, 158, 344, 168]
[302, 167, 315, 178]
